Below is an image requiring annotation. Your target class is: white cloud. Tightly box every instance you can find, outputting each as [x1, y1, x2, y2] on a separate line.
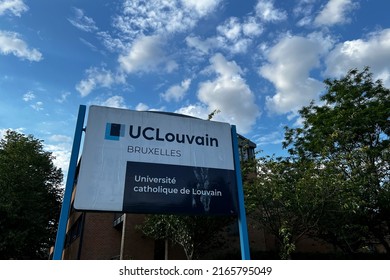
[68, 7, 98, 32]
[294, 0, 316, 27]
[224, 37, 252, 54]
[165, 60, 179, 73]
[76, 67, 124, 97]
[255, 131, 284, 145]
[49, 134, 72, 143]
[185, 35, 218, 55]
[179, 53, 260, 134]
[114, 0, 221, 40]
[44, 135, 74, 182]
[0, 30, 43, 61]
[134, 102, 165, 112]
[216, 17, 253, 54]
[115, 1, 256, 60]
[135, 102, 149, 111]
[181, 0, 222, 17]
[45, 143, 71, 174]
[217, 17, 242, 41]
[243, 16, 263, 37]
[118, 35, 176, 73]
[0, 0, 28, 16]
[56, 91, 70, 103]
[115, 1, 192, 37]
[22, 91, 35, 101]
[260, 33, 333, 114]
[256, 0, 287, 22]
[97, 31, 127, 53]
[161, 79, 191, 102]
[186, 16, 262, 56]
[314, 0, 356, 26]
[30, 101, 44, 111]
[96, 95, 128, 109]
[175, 103, 210, 120]
[325, 28, 390, 87]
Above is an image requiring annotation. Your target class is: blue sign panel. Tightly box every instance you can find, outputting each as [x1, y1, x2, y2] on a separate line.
[123, 161, 238, 215]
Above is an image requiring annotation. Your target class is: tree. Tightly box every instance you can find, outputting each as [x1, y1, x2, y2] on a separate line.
[283, 67, 390, 253]
[139, 214, 232, 260]
[0, 130, 63, 259]
[246, 67, 389, 258]
[245, 155, 344, 259]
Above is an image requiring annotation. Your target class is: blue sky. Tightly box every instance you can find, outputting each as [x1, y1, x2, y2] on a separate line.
[1, 0, 390, 177]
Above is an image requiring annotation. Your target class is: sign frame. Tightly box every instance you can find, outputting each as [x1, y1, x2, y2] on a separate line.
[74, 106, 238, 216]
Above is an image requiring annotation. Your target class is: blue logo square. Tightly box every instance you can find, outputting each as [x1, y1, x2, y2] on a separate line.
[105, 123, 125, 141]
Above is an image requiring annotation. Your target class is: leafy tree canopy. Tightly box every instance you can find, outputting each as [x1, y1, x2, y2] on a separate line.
[0, 130, 63, 259]
[283, 67, 390, 253]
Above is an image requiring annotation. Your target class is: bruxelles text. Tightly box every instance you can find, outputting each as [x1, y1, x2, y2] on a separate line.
[128, 145, 181, 157]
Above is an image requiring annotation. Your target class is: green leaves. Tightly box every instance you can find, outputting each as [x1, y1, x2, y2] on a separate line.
[0, 130, 63, 259]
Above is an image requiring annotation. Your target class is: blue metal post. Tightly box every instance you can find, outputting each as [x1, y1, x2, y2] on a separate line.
[53, 105, 86, 260]
[231, 125, 251, 260]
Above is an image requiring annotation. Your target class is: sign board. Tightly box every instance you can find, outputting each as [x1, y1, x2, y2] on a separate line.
[74, 105, 238, 215]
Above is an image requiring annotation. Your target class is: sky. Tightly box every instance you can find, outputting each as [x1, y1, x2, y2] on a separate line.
[1, 0, 390, 179]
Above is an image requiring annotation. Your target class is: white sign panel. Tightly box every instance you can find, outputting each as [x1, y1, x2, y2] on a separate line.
[74, 105, 237, 214]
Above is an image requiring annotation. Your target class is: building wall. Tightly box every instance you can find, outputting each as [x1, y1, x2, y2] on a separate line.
[79, 213, 122, 260]
[62, 210, 188, 260]
[120, 214, 155, 260]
